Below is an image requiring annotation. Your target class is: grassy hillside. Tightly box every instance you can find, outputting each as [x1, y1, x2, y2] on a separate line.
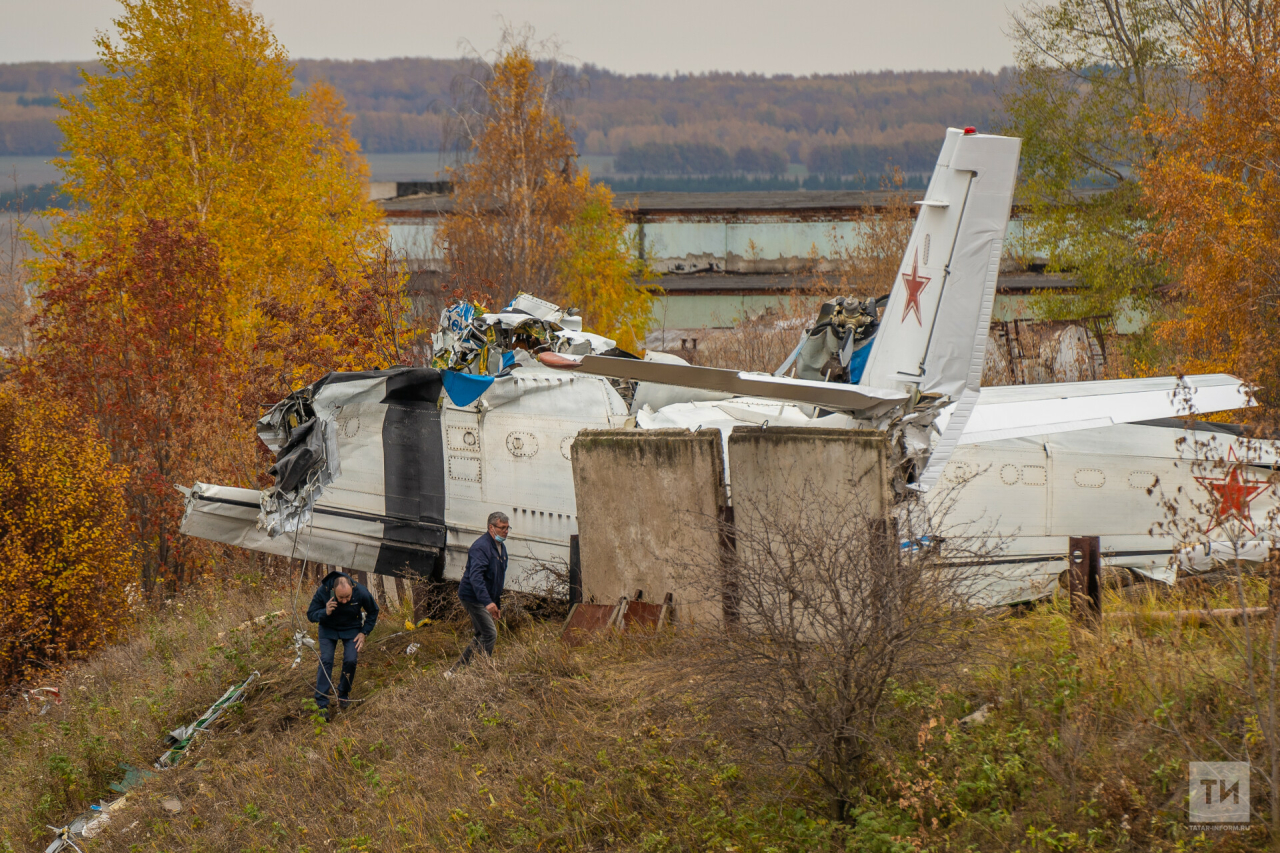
[0, 576, 1271, 852]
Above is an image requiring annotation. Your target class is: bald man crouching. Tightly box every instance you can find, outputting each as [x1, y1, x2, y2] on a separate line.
[307, 570, 379, 719]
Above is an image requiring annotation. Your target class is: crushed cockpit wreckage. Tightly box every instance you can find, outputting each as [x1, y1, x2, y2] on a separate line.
[180, 127, 1276, 609]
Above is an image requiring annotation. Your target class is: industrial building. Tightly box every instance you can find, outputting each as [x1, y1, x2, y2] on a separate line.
[377, 183, 1128, 383]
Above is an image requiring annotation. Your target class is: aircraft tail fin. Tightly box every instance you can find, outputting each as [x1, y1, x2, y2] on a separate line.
[860, 128, 1021, 400]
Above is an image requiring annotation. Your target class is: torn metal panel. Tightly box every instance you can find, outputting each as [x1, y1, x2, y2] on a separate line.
[180, 483, 431, 573]
[157, 671, 259, 768]
[432, 292, 619, 376]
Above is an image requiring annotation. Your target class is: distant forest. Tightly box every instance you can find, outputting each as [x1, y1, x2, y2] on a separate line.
[0, 59, 1008, 177]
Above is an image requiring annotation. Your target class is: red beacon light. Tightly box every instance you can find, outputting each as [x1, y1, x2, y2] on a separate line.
[963, 126, 977, 135]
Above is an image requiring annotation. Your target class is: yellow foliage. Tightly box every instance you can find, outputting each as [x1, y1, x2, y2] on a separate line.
[1141, 4, 1280, 423]
[0, 385, 138, 686]
[440, 39, 582, 308]
[559, 178, 657, 354]
[441, 35, 655, 346]
[33, 0, 388, 379]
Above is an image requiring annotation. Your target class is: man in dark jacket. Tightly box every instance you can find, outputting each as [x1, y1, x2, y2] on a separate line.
[449, 511, 509, 673]
[307, 570, 379, 717]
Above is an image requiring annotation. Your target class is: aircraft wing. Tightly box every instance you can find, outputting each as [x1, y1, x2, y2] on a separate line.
[178, 483, 438, 572]
[540, 353, 909, 415]
[960, 374, 1253, 444]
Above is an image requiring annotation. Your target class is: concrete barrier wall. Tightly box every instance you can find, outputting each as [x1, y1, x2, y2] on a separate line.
[726, 427, 889, 525]
[571, 429, 727, 624]
[726, 427, 891, 639]
[572, 427, 890, 630]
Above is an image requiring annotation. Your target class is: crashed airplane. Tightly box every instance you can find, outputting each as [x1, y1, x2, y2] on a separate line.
[180, 127, 1273, 605]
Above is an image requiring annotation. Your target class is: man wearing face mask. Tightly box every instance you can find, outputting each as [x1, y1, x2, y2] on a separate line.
[448, 511, 510, 674]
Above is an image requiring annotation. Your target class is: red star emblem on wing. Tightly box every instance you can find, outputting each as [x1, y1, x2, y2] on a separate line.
[1194, 446, 1272, 535]
[900, 248, 931, 326]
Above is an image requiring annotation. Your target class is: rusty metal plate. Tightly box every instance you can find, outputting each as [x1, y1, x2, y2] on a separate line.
[560, 603, 617, 647]
[621, 601, 664, 633]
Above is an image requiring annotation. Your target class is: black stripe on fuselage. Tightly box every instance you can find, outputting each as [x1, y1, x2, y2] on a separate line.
[377, 395, 447, 577]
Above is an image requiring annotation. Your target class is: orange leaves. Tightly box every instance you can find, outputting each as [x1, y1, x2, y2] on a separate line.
[39, 0, 383, 361]
[28, 218, 239, 592]
[1141, 2, 1280, 419]
[0, 385, 137, 686]
[21, 0, 409, 594]
[441, 41, 585, 309]
[442, 37, 654, 344]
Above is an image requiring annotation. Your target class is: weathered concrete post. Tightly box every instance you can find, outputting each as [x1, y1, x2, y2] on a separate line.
[1067, 536, 1102, 625]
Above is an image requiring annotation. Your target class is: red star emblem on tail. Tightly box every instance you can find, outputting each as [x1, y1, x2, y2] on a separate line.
[1194, 447, 1272, 535]
[900, 249, 931, 326]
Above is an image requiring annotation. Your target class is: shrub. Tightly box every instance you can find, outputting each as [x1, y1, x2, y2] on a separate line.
[0, 384, 138, 687]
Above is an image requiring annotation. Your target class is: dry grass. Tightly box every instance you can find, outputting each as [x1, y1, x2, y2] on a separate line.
[3, 570, 1279, 851]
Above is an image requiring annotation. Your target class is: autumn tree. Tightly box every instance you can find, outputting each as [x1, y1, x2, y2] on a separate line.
[815, 168, 915, 298]
[0, 385, 137, 686]
[25, 0, 410, 590]
[440, 32, 582, 309]
[441, 29, 654, 341]
[558, 181, 654, 353]
[34, 0, 400, 396]
[1142, 1, 1280, 423]
[1001, 0, 1194, 323]
[30, 219, 237, 591]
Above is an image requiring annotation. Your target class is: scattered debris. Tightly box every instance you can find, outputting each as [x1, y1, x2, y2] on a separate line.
[215, 611, 285, 640]
[44, 673, 260, 851]
[432, 293, 620, 376]
[291, 630, 318, 669]
[156, 671, 259, 769]
[25, 686, 61, 714]
[959, 703, 994, 727]
[404, 642, 421, 656]
[107, 764, 154, 794]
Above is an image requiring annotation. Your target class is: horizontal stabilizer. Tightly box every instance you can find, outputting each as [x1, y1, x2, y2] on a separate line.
[541, 353, 908, 415]
[961, 374, 1253, 444]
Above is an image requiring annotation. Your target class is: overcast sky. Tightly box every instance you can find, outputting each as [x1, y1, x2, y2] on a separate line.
[0, 0, 1019, 74]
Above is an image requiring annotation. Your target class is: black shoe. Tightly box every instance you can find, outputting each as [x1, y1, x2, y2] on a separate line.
[318, 708, 330, 722]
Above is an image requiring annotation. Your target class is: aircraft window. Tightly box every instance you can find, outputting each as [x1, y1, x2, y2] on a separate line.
[999, 464, 1020, 485]
[1074, 468, 1106, 488]
[1127, 471, 1158, 490]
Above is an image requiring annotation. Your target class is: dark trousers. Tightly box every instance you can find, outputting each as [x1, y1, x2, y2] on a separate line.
[453, 599, 497, 669]
[315, 636, 358, 709]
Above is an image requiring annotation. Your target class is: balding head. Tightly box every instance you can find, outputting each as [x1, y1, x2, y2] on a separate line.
[333, 575, 353, 603]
